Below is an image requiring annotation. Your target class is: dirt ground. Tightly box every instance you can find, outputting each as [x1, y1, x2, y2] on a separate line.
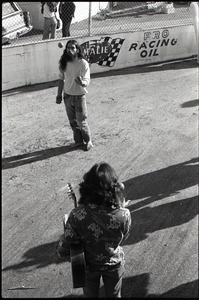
[2, 58, 198, 298]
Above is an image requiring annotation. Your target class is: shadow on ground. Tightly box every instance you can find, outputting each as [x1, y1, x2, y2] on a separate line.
[61, 276, 198, 298]
[2, 241, 61, 271]
[123, 157, 198, 208]
[122, 157, 198, 244]
[2, 144, 84, 169]
[123, 195, 198, 245]
[181, 98, 199, 108]
[2, 158, 198, 271]
[121, 275, 198, 298]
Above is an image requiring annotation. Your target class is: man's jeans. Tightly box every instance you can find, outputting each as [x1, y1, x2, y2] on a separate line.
[42, 16, 57, 40]
[64, 94, 91, 144]
[83, 264, 125, 298]
[62, 17, 72, 37]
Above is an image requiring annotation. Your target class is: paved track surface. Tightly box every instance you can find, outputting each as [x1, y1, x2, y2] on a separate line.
[2, 58, 198, 298]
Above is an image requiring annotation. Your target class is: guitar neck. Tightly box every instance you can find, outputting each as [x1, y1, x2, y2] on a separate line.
[73, 192, 78, 208]
[67, 183, 78, 209]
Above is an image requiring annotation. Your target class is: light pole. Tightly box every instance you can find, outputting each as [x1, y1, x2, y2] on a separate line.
[88, 2, 92, 36]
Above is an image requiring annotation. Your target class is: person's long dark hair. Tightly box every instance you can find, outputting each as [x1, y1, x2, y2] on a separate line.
[78, 162, 125, 208]
[59, 39, 84, 71]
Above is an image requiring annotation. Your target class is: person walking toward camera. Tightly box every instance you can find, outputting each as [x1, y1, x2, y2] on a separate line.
[59, 2, 76, 37]
[56, 161, 132, 297]
[41, 2, 58, 40]
[56, 39, 93, 151]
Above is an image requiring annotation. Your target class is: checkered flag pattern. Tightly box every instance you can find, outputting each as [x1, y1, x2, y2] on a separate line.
[98, 37, 125, 67]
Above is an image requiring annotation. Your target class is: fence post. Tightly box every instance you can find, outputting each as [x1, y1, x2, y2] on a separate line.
[88, 2, 92, 36]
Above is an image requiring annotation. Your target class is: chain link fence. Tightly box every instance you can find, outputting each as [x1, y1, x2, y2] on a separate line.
[2, 2, 192, 47]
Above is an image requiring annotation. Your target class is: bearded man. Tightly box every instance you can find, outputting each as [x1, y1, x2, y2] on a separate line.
[56, 40, 93, 151]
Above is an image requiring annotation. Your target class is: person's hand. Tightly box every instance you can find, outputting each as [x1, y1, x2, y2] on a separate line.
[75, 76, 86, 87]
[65, 255, 71, 262]
[56, 95, 62, 104]
[122, 199, 132, 207]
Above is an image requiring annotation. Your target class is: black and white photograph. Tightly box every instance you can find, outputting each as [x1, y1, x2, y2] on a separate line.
[2, 1, 198, 298]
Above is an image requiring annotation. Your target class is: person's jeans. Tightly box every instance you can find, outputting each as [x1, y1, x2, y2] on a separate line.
[64, 94, 91, 144]
[42, 17, 57, 40]
[83, 264, 125, 298]
[62, 18, 72, 37]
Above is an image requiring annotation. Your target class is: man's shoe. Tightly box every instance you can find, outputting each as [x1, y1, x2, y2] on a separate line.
[71, 142, 84, 149]
[85, 141, 93, 151]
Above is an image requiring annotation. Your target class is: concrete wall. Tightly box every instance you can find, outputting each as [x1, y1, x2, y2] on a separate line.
[2, 25, 197, 91]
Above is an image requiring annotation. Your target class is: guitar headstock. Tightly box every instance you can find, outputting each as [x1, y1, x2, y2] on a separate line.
[66, 183, 77, 207]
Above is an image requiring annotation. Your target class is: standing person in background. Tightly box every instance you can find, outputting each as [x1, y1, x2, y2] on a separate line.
[56, 161, 132, 297]
[41, 2, 58, 40]
[56, 39, 93, 151]
[59, 2, 76, 37]
[189, 2, 199, 64]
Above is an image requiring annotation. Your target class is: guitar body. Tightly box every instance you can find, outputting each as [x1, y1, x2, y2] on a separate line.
[65, 184, 86, 288]
[70, 241, 86, 288]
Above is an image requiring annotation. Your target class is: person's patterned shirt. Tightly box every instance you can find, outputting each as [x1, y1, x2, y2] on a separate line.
[57, 203, 131, 268]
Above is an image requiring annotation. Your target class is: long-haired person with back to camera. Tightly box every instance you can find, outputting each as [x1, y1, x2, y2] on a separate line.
[56, 39, 93, 151]
[56, 162, 132, 297]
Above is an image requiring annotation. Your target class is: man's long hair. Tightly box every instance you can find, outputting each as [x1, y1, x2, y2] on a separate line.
[78, 162, 125, 208]
[59, 39, 84, 71]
